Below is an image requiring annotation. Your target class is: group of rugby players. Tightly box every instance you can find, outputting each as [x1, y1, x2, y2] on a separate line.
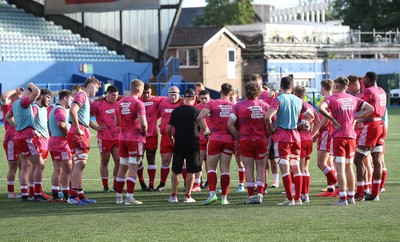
[1, 71, 388, 206]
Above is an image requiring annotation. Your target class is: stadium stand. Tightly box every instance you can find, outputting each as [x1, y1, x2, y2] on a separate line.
[0, 0, 131, 62]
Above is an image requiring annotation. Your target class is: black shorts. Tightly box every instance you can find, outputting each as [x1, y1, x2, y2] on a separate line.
[268, 140, 275, 160]
[172, 150, 202, 174]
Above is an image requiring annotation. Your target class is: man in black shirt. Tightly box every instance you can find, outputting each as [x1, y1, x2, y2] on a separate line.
[166, 88, 201, 203]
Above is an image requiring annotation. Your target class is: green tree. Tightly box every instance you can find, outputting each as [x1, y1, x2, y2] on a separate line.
[332, 0, 400, 30]
[194, 0, 255, 27]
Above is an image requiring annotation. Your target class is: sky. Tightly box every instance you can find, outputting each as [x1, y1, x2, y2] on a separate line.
[182, 0, 304, 9]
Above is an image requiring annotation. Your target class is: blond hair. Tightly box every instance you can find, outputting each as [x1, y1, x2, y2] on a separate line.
[130, 79, 144, 92]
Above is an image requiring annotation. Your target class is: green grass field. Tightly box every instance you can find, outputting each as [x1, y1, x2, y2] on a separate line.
[0, 109, 399, 241]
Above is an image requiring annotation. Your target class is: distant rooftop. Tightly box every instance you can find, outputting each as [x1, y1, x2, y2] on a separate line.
[170, 27, 222, 46]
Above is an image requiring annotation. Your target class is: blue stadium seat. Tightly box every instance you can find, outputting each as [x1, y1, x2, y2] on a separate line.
[0, 1, 132, 63]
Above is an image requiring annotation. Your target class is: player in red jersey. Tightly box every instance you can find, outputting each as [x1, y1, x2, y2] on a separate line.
[5, 82, 42, 202]
[49, 90, 73, 202]
[250, 74, 279, 188]
[67, 76, 101, 205]
[140, 83, 165, 191]
[316, 79, 338, 197]
[155, 86, 182, 191]
[228, 82, 269, 204]
[1, 88, 23, 199]
[353, 72, 387, 201]
[319, 77, 373, 205]
[114, 79, 147, 205]
[266, 76, 314, 206]
[348, 75, 373, 197]
[250, 74, 275, 104]
[380, 109, 388, 192]
[293, 85, 320, 203]
[198, 83, 235, 205]
[90, 85, 120, 192]
[194, 82, 205, 104]
[194, 90, 211, 192]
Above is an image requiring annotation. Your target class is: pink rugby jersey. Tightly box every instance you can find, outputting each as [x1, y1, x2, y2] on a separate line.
[205, 99, 234, 142]
[322, 92, 364, 139]
[140, 96, 166, 137]
[91, 99, 119, 140]
[1, 102, 16, 141]
[115, 96, 146, 143]
[259, 90, 276, 104]
[299, 102, 319, 141]
[232, 99, 269, 142]
[158, 98, 182, 135]
[361, 86, 386, 118]
[196, 102, 211, 143]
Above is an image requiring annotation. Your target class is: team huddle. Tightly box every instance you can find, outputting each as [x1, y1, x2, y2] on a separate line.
[1, 71, 388, 206]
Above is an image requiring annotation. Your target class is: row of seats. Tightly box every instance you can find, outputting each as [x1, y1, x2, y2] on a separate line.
[0, 1, 131, 62]
[2, 57, 131, 62]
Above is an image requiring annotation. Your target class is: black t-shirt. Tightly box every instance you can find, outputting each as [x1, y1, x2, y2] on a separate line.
[168, 105, 200, 151]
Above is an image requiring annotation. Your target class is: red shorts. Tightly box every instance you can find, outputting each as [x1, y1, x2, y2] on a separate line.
[3, 140, 17, 161]
[145, 136, 158, 151]
[330, 137, 356, 159]
[199, 137, 208, 151]
[357, 120, 386, 147]
[355, 121, 363, 142]
[119, 140, 144, 158]
[160, 134, 173, 154]
[300, 140, 313, 159]
[207, 140, 235, 156]
[98, 139, 119, 153]
[14, 137, 39, 157]
[240, 139, 268, 159]
[34, 136, 49, 159]
[67, 133, 90, 156]
[317, 130, 331, 152]
[274, 141, 301, 159]
[50, 151, 72, 161]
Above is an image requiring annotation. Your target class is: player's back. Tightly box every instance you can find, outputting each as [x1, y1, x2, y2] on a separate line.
[234, 99, 268, 141]
[141, 96, 165, 136]
[206, 99, 234, 141]
[326, 92, 362, 138]
[116, 96, 145, 142]
[363, 86, 386, 118]
[275, 94, 303, 130]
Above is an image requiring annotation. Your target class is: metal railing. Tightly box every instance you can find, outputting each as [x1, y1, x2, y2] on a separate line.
[156, 56, 180, 94]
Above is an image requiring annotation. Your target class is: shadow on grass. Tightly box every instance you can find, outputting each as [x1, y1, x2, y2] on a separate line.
[0, 187, 350, 218]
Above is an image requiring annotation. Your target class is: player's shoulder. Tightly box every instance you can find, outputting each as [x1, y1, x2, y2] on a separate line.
[159, 97, 169, 105]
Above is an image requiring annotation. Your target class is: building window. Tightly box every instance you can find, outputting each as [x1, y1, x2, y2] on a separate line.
[227, 49, 236, 79]
[177, 49, 199, 68]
